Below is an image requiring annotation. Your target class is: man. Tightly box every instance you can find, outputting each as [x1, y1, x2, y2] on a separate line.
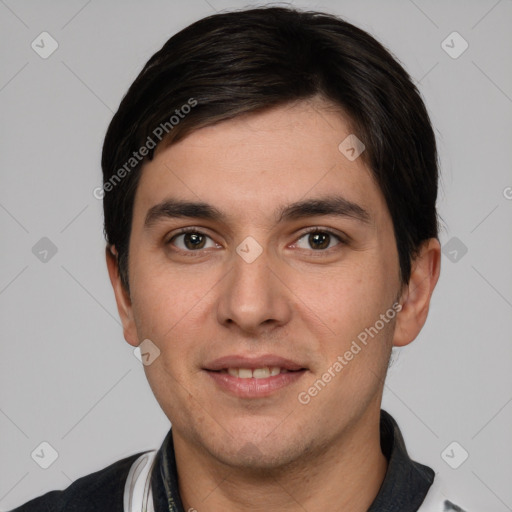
[10, 6, 468, 512]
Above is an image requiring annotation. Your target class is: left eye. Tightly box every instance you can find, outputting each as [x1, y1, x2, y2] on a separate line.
[169, 231, 217, 251]
[294, 230, 343, 251]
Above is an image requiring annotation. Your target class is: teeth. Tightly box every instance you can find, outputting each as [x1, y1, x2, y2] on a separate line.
[225, 366, 285, 378]
[253, 367, 270, 379]
[238, 368, 253, 379]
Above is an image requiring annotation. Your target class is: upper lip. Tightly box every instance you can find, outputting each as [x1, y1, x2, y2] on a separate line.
[204, 354, 306, 371]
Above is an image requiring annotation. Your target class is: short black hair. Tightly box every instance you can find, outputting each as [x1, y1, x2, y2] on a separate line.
[101, 5, 440, 294]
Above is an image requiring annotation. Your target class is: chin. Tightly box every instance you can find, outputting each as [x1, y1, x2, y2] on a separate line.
[201, 421, 312, 471]
[215, 441, 306, 472]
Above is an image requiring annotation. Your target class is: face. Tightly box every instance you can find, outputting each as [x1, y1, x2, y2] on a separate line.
[113, 99, 405, 469]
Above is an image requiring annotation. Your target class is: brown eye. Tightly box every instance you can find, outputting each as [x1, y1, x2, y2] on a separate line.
[182, 232, 206, 250]
[167, 229, 216, 251]
[308, 232, 330, 250]
[295, 229, 345, 251]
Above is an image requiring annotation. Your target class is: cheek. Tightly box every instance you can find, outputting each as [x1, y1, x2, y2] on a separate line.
[129, 265, 219, 391]
[304, 260, 389, 338]
[299, 260, 397, 388]
[130, 255, 208, 335]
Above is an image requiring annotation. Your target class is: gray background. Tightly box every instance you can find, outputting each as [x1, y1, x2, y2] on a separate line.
[1, 0, 511, 510]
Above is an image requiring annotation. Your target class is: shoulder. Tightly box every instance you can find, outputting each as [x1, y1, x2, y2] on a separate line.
[8, 451, 146, 512]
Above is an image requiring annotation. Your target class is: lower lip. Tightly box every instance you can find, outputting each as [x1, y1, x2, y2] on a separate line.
[204, 370, 307, 398]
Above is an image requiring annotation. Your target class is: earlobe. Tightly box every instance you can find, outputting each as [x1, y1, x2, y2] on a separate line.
[393, 238, 441, 347]
[105, 245, 139, 347]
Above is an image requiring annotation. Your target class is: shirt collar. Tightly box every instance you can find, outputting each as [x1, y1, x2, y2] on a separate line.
[151, 409, 434, 512]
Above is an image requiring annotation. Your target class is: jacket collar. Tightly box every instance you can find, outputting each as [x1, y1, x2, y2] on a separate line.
[367, 410, 434, 511]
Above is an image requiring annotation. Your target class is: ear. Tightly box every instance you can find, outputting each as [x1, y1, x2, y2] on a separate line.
[105, 245, 139, 347]
[393, 238, 441, 347]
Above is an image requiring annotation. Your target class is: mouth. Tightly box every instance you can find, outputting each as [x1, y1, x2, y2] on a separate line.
[203, 356, 308, 398]
[218, 367, 301, 378]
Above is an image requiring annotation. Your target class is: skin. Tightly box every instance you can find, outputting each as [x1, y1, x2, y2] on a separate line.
[106, 98, 441, 511]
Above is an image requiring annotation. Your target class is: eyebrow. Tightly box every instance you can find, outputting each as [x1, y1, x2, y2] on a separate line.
[144, 195, 372, 230]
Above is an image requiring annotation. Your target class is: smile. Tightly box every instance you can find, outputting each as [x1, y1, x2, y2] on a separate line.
[205, 367, 307, 398]
[221, 367, 294, 378]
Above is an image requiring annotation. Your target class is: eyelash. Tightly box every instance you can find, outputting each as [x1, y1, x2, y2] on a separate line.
[165, 226, 347, 256]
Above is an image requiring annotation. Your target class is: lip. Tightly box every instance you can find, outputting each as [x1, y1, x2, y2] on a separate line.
[205, 369, 307, 398]
[203, 354, 308, 399]
[204, 354, 306, 372]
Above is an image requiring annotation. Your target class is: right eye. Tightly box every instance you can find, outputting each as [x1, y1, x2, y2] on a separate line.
[166, 228, 219, 253]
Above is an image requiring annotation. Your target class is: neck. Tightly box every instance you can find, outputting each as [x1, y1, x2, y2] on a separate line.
[172, 407, 388, 512]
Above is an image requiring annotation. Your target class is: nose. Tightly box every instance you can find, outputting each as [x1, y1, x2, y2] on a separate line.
[216, 242, 293, 336]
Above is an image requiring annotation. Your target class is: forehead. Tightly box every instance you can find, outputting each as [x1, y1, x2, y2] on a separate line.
[133, 100, 386, 228]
